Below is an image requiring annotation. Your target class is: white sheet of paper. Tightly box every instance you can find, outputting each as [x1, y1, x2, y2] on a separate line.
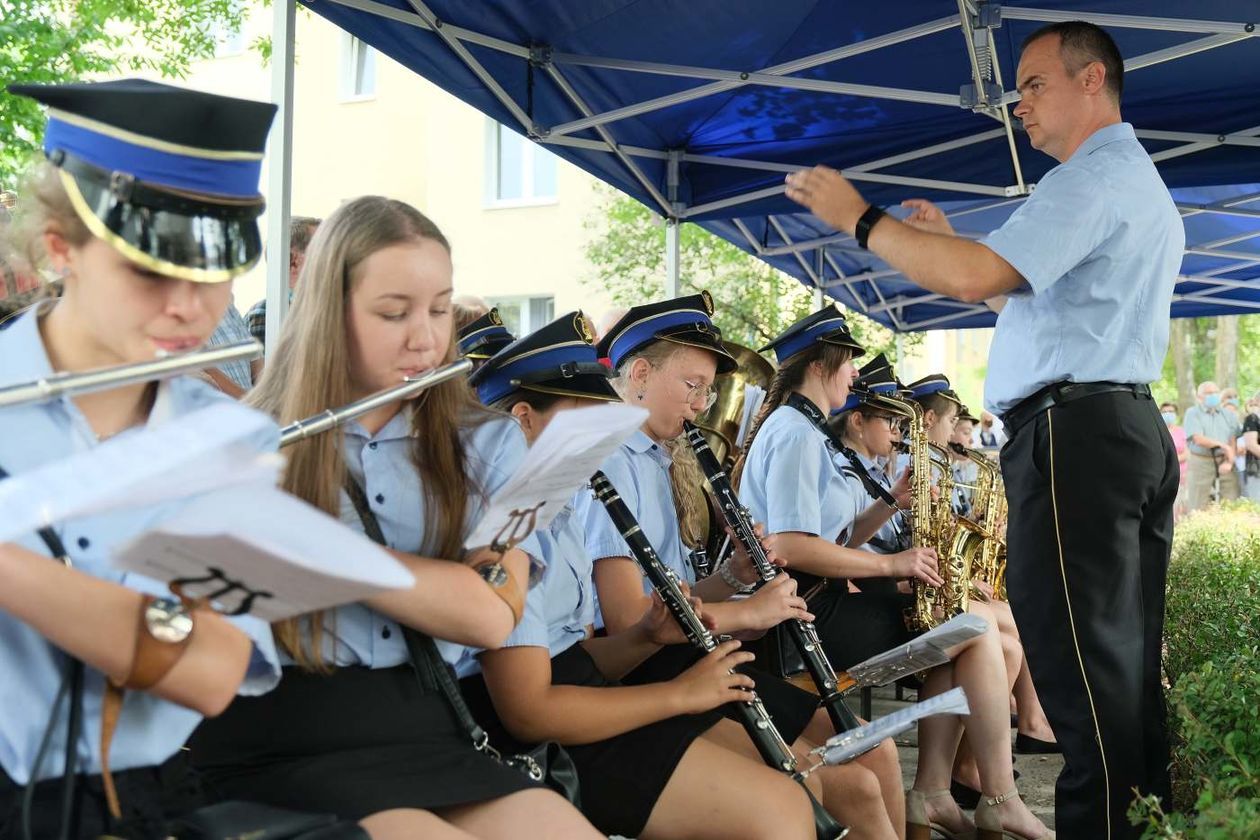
[115, 483, 414, 621]
[845, 613, 990, 688]
[0, 402, 281, 543]
[464, 403, 648, 549]
[818, 687, 970, 766]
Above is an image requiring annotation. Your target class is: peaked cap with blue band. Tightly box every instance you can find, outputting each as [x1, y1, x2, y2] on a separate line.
[907, 374, 966, 409]
[596, 291, 738, 375]
[759, 304, 865, 365]
[457, 308, 515, 360]
[836, 352, 900, 413]
[470, 311, 620, 407]
[7, 78, 276, 283]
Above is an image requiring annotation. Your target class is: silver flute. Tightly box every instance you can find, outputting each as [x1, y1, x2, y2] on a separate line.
[279, 358, 473, 447]
[0, 340, 262, 409]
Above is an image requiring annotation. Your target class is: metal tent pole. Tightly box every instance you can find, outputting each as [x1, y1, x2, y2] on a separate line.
[264, 0, 296, 358]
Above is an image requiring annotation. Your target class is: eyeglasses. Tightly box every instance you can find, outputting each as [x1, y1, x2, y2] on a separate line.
[681, 378, 718, 411]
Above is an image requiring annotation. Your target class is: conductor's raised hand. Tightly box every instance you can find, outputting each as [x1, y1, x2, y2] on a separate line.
[785, 166, 868, 234]
[901, 199, 955, 235]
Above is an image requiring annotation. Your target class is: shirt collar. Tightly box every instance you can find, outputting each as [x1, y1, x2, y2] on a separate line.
[0, 306, 55, 385]
[626, 429, 673, 466]
[346, 405, 415, 442]
[1070, 122, 1135, 162]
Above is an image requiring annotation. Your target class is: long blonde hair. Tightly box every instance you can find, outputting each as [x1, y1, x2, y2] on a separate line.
[249, 196, 497, 670]
[611, 339, 711, 551]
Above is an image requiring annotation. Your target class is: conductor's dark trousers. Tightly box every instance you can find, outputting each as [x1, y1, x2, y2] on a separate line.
[1001, 384, 1178, 840]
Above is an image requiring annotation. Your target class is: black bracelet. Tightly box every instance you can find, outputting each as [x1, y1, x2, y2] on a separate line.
[855, 204, 888, 250]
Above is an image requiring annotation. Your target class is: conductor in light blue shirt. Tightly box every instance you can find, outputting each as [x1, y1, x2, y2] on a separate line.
[785, 21, 1180, 840]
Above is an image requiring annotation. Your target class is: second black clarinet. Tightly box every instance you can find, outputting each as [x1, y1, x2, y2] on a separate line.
[589, 470, 847, 840]
[683, 421, 865, 735]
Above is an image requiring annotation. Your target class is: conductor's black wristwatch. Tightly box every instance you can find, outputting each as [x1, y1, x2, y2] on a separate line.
[855, 204, 888, 250]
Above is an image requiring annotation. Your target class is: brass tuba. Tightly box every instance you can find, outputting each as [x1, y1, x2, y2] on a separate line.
[693, 341, 775, 468]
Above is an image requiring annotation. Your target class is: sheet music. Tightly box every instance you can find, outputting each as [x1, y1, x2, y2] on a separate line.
[115, 483, 414, 621]
[845, 613, 990, 688]
[464, 403, 648, 549]
[817, 687, 970, 766]
[0, 402, 281, 543]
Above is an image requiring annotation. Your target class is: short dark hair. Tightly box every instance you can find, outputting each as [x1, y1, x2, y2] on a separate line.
[1160, 401, 1177, 411]
[1022, 21, 1123, 103]
[289, 216, 321, 256]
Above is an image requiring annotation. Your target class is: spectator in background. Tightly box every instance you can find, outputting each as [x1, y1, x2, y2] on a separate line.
[1184, 380, 1242, 510]
[203, 295, 258, 397]
[1243, 393, 1260, 502]
[977, 410, 1005, 448]
[243, 215, 321, 344]
[1161, 401, 1189, 519]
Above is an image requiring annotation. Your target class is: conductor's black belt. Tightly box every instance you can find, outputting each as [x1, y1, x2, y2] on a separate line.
[1002, 381, 1151, 435]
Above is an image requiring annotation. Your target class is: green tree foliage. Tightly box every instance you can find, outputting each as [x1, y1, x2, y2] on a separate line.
[0, 0, 245, 187]
[583, 188, 920, 361]
[1154, 315, 1260, 411]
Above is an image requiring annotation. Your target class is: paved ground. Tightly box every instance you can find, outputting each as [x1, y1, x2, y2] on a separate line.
[868, 684, 1063, 831]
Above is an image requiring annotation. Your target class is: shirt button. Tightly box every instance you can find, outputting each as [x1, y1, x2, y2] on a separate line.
[77, 537, 90, 550]
[369, 442, 378, 450]
[381, 626, 392, 639]
[375, 493, 385, 504]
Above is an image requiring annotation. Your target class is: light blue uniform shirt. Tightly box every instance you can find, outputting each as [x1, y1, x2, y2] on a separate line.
[742, 405, 862, 544]
[459, 496, 596, 677]
[206, 296, 254, 391]
[849, 451, 905, 552]
[0, 309, 281, 784]
[982, 123, 1184, 413]
[573, 431, 694, 627]
[298, 411, 528, 678]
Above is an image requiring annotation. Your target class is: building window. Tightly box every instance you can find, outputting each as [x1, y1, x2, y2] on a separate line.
[485, 296, 555, 337]
[486, 120, 558, 206]
[341, 34, 377, 100]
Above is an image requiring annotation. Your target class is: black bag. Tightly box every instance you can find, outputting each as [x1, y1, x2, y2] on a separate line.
[345, 478, 582, 809]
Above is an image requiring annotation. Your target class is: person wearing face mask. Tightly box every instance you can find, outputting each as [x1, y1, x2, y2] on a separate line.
[1159, 402, 1189, 519]
[1242, 395, 1260, 503]
[1184, 381, 1242, 511]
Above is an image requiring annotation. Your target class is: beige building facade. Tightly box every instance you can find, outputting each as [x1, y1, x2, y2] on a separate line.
[184, 7, 614, 334]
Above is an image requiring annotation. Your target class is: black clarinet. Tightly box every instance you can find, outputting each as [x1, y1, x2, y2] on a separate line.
[590, 471, 847, 840]
[684, 421, 865, 734]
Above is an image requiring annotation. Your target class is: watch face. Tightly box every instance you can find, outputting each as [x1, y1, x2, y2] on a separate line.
[479, 562, 509, 588]
[145, 597, 194, 644]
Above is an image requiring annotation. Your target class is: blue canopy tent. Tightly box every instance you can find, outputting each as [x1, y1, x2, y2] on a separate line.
[262, 0, 1260, 334]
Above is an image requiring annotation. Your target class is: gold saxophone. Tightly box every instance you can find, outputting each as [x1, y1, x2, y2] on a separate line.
[949, 443, 1008, 599]
[855, 389, 974, 630]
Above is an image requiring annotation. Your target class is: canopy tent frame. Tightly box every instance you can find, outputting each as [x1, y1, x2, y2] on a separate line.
[262, 0, 1260, 348]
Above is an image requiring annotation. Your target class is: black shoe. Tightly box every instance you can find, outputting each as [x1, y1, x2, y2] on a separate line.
[1015, 732, 1062, 754]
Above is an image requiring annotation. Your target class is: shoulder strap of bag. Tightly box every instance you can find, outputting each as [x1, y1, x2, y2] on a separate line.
[342, 477, 490, 751]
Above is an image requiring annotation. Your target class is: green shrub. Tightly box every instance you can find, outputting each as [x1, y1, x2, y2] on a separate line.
[1130, 654, 1260, 836]
[1164, 503, 1260, 683]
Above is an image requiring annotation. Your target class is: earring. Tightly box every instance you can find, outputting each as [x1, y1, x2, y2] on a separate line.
[636, 390, 646, 401]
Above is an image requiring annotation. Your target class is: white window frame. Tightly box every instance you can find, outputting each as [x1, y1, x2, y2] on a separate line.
[484, 119, 559, 209]
[340, 33, 377, 102]
[484, 295, 555, 336]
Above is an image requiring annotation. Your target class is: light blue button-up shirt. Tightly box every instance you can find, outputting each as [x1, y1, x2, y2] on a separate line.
[982, 122, 1184, 413]
[459, 496, 596, 677]
[847, 450, 905, 552]
[0, 309, 281, 784]
[296, 410, 528, 678]
[741, 405, 862, 544]
[1182, 404, 1242, 457]
[206, 296, 254, 391]
[574, 430, 694, 627]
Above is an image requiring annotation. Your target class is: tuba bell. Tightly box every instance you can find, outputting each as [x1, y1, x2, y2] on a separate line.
[693, 341, 775, 468]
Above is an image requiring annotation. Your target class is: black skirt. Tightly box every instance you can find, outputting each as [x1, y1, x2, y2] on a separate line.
[0, 754, 202, 840]
[188, 665, 541, 820]
[809, 585, 916, 671]
[620, 644, 819, 743]
[459, 643, 724, 837]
